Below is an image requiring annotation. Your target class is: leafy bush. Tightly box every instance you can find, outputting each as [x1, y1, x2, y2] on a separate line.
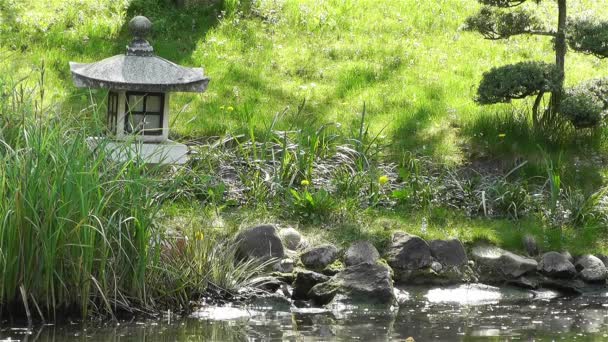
[476, 62, 560, 105]
[561, 78, 608, 128]
[486, 179, 531, 219]
[561, 91, 604, 128]
[289, 188, 336, 224]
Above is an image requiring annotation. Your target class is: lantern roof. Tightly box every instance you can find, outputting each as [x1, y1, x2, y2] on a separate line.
[69, 16, 209, 93]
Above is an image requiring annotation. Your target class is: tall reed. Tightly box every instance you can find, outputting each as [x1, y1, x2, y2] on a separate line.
[0, 109, 165, 320]
[0, 70, 272, 320]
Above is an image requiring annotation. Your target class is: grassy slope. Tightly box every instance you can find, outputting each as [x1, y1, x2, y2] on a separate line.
[6, 0, 608, 159]
[4, 0, 608, 253]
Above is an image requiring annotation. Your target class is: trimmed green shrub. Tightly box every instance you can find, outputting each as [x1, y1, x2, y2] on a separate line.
[568, 19, 608, 59]
[476, 62, 560, 104]
[562, 78, 608, 128]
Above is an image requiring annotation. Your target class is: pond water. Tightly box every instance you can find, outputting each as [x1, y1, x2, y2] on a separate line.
[3, 284, 608, 341]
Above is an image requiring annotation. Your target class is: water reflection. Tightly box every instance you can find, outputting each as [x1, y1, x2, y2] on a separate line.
[4, 285, 608, 341]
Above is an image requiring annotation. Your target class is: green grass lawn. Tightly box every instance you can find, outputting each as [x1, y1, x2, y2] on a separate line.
[3, 0, 608, 253]
[4, 0, 608, 160]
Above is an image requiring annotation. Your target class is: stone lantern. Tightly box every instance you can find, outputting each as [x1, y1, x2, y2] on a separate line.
[69, 16, 209, 164]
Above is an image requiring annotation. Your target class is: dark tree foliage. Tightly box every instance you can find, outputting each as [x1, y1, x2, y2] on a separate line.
[478, 0, 541, 8]
[466, 0, 608, 129]
[477, 62, 559, 104]
[568, 19, 608, 59]
[465, 7, 542, 40]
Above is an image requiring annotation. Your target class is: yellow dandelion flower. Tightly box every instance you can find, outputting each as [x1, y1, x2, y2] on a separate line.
[301, 179, 310, 186]
[498, 133, 506, 138]
[227, 106, 234, 112]
[379, 175, 389, 185]
[195, 231, 204, 241]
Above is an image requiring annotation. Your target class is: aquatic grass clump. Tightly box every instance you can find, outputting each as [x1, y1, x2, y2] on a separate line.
[0, 69, 278, 320]
[0, 112, 163, 320]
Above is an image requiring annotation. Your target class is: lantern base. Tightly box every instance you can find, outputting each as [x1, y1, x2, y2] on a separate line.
[86, 137, 189, 165]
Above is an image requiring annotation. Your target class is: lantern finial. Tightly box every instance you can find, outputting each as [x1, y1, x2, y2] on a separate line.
[127, 16, 154, 56]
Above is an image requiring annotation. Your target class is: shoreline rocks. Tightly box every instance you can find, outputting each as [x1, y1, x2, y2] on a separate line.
[292, 270, 330, 300]
[309, 262, 396, 307]
[575, 255, 608, 283]
[538, 252, 576, 279]
[234, 224, 608, 310]
[300, 244, 339, 271]
[344, 241, 380, 267]
[236, 224, 285, 261]
[429, 239, 467, 267]
[386, 233, 432, 273]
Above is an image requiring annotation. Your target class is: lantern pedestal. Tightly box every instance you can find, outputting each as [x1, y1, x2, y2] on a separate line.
[86, 138, 189, 165]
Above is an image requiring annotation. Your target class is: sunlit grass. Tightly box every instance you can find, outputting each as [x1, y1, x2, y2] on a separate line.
[3, 0, 608, 163]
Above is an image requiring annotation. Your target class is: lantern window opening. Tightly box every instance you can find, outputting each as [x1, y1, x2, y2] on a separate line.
[124, 91, 165, 136]
[107, 92, 119, 135]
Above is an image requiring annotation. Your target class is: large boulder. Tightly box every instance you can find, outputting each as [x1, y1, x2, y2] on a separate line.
[300, 244, 339, 270]
[292, 270, 330, 300]
[471, 244, 537, 283]
[236, 224, 285, 261]
[595, 254, 608, 268]
[386, 232, 432, 271]
[344, 241, 380, 267]
[538, 252, 576, 279]
[309, 263, 395, 307]
[279, 227, 304, 250]
[575, 255, 608, 283]
[498, 252, 538, 278]
[429, 238, 467, 267]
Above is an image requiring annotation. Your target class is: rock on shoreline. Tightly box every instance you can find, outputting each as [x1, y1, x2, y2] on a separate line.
[233, 225, 608, 309]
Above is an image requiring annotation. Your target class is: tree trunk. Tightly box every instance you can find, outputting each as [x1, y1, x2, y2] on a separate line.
[548, 0, 567, 123]
[533, 91, 544, 128]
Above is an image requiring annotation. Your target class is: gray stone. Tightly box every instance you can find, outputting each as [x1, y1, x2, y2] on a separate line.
[292, 270, 330, 300]
[596, 254, 608, 268]
[429, 238, 468, 266]
[575, 255, 608, 283]
[498, 251, 538, 278]
[309, 263, 395, 307]
[273, 258, 295, 273]
[344, 241, 380, 267]
[279, 228, 303, 250]
[471, 244, 537, 283]
[386, 232, 432, 271]
[235, 224, 285, 261]
[538, 252, 577, 279]
[431, 261, 443, 273]
[300, 244, 339, 270]
[522, 234, 539, 256]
